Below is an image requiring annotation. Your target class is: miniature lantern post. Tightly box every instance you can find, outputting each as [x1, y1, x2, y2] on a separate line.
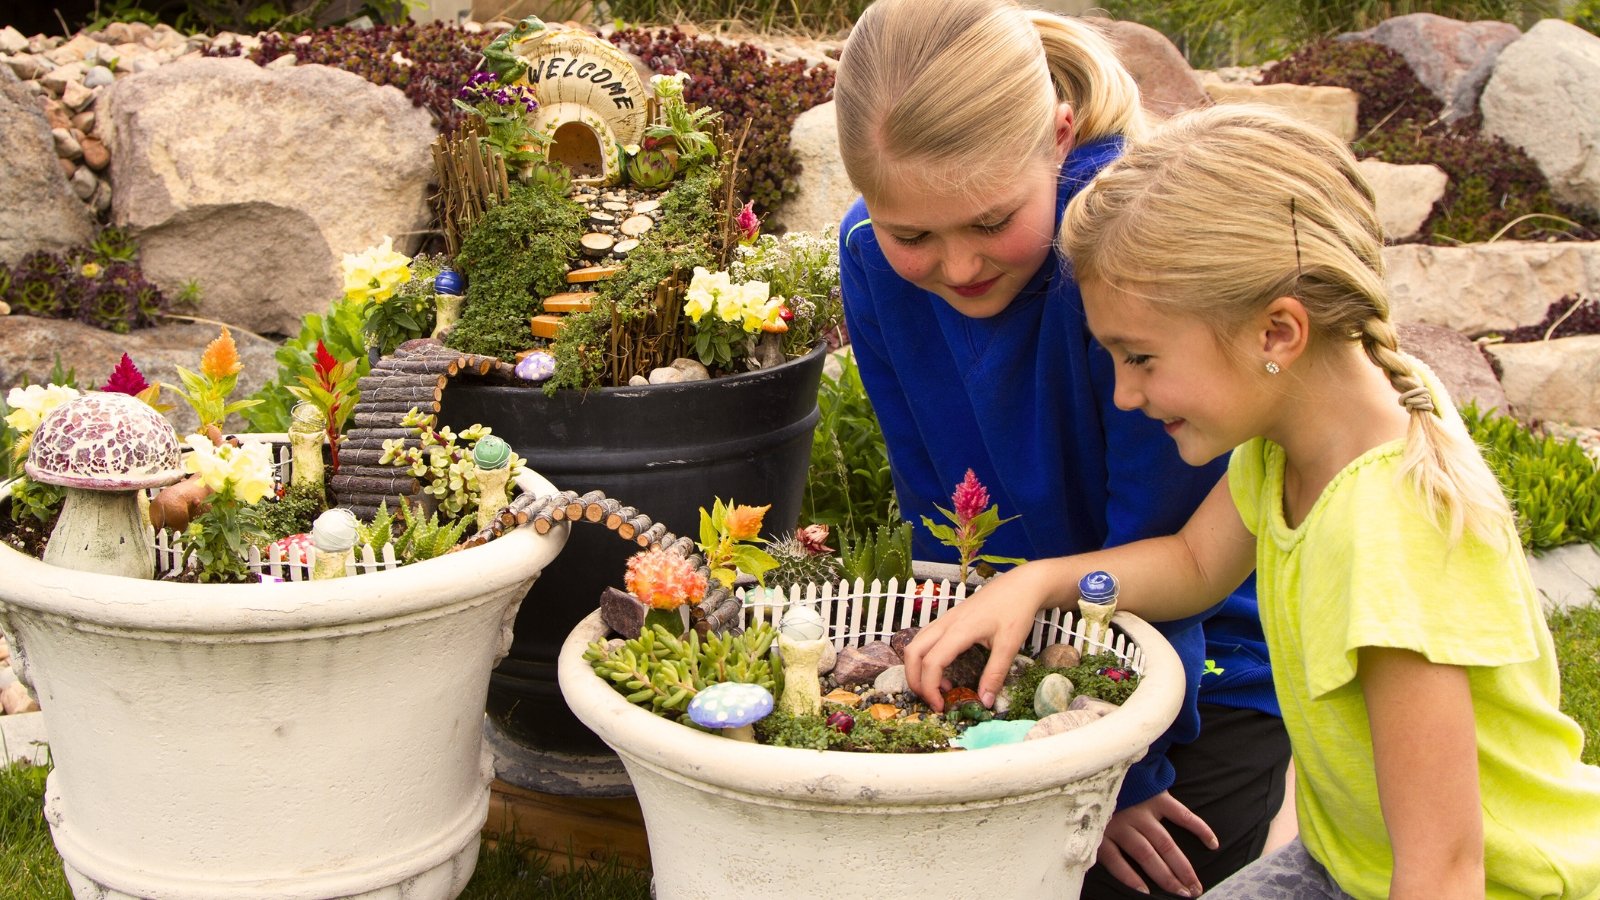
[287, 401, 326, 502]
[1078, 570, 1119, 647]
[473, 435, 512, 533]
[24, 392, 185, 579]
[776, 605, 828, 717]
[432, 268, 465, 340]
[310, 508, 359, 580]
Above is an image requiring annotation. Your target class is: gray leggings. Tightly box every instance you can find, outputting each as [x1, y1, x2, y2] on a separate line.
[1202, 839, 1357, 899]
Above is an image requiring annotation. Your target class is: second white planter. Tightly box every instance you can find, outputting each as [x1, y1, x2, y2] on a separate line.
[559, 596, 1185, 900]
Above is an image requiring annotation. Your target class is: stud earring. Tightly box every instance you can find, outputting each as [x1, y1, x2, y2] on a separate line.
[1265, 361, 1281, 375]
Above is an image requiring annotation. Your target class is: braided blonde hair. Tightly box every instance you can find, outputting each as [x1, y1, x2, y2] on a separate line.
[835, 0, 1145, 203]
[1062, 104, 1511, 545]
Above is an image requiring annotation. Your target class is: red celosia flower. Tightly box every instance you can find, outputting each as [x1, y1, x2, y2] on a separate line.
[101, 353, 151, 395]
[313, 340, 339, 382]
[952, 468, 989, 524]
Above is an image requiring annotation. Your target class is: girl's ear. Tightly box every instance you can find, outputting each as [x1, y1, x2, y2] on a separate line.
[1259, 295, 1309, 369]
[1054, 102, 1075, 160]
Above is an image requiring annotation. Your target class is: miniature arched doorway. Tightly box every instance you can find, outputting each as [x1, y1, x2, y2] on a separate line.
[549, 120, 604, 179]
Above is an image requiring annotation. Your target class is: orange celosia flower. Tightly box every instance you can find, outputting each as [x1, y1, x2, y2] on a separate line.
[724, 503, 770, 541]
[625, 548, 708, 611]
[199, 327, 242, 379]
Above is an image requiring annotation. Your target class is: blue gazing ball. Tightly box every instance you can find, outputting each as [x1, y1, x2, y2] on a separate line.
[434, 269, 465, 296]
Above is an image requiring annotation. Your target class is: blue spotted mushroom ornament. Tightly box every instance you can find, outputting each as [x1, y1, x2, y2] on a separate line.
[687, 681, 774, 742]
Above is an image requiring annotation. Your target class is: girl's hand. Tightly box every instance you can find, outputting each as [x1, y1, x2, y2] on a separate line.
[902, 562, 1056, 710]
[1096, 791, 1217, 898]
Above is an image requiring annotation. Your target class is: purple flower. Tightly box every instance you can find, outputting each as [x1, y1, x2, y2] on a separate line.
[493, 89, 511, 105]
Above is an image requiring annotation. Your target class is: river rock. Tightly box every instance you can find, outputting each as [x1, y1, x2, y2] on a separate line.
[1036, 641, 1081, 669]
[1033, 672, 1076, 718]
[1343, 13, 1520, 121]
[1395, 322, 1508, 415]
[944, 644, 990, 690]
[1357, 159, 1447, 241]
[1068, 696, 1120, 717]
[1483, 334, 1600, 425]
[889, 626, 920, 660]
[1481, 20, 1600, 214]
[1026, 709, 1101, 740]
[101, 56, 437, 335]
[818, 639, 836, 676]
[599, 585, 648, 640]
[0, 26, 27, 55]
[874, 664, 908, 695]
[832, 640, 899, 687]
[0, 66, 96, 265]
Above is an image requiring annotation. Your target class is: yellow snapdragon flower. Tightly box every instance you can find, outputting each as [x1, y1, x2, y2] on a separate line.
[182, 435, 275, 504]
[342, 236, 413, 305]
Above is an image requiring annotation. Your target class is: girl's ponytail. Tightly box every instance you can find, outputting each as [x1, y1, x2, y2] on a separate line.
[1027, 13, 1147, 143]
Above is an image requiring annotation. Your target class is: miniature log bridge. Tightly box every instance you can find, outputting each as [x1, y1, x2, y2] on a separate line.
[455, 487, 742, 635]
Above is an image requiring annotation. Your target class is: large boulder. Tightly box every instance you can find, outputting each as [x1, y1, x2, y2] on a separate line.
[0, 316, 280, 435]
[0, 66, 96, 265]
[1094, 19, 1209, 118]
[1483, 334, 1600, 426]
[1358, 159, 1448, 242]
[768, 100, 852, 238]
[1396, 322, 1507, 415]
[101, 57, 437, 336]
[1481, 20, 1600, 215]
[1383, 241, 1600, 335]
[1343, 13, 1520, 121]
[1202, 77, 1359, 142]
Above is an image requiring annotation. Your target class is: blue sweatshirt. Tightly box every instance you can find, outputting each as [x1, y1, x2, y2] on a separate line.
[839, 135, 1277, 807]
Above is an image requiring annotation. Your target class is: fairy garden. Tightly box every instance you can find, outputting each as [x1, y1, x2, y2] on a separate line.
[582, 471, 1146, 755]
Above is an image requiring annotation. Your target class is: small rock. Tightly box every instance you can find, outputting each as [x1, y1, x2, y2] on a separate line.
[1, 681, 39, 715]
[81, 137, 109, 171]
[61, 80, 95, 112]
[832, 640, 899, 687]
[0, 25, 28, 55]
[817, 640, 836, 676]
[92, 179, 112, 214]
[52, 127, 83, 159]
[83, 64, 115, 88]
[5, 53, 49, 80]
[888, 626, 920, 660]
[873, 664, 908, 695]
[266, 53, 298, 70]
[1068, 696, 1120, 718]
[943, 644, 989, 690]
[669, 357, 710, 381]
[43, 98, 72, 130]
[1026, 709, 1101, 740]
[46, 33, 101, 65]
[39, 62, 85, 95]
[1036, 642, 1080, 669]
[129, 55, 162, 74]
[993, 690, 1012, 717]
[1033, 672, 1076, 718]
[646, 366, 685, 384]
[57, 156, 76, 179]
[69, 165, 96, 200]
[627, 374, 649, 386]
[71, 109, 95, 132]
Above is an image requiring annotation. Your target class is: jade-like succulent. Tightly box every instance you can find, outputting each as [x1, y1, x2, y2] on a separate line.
[586, 622, 781, 721]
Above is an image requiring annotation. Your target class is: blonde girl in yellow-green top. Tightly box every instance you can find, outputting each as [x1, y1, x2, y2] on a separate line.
[902, 103, 1600, 900]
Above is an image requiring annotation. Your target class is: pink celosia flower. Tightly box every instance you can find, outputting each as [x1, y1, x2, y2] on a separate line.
[952, 468, 990, 524]
[625, 548, 708, 611]
[102, 353, 151, 395]
[736, 201, 760, 243]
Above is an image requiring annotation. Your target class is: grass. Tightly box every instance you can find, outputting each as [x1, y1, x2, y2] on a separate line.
[1551, 603, 1600, 767]
[0, 761, 650, 900]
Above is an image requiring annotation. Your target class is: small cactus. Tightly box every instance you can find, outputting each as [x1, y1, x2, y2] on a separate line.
[766, 532, 845, 590]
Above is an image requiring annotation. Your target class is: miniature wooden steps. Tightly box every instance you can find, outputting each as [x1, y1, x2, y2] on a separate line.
[333, 339, 518, 519]
[529, 265, 622, 340]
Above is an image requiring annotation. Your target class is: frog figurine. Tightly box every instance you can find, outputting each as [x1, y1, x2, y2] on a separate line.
[482, 15, 548, 84]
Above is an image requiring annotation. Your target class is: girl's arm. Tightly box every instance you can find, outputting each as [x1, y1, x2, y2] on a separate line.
[903, 476, 1256, 708]
[1360, 647, 1484, 899]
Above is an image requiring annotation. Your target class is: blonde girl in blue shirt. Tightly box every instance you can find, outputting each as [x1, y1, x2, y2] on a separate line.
[903, 104, 1600, 899]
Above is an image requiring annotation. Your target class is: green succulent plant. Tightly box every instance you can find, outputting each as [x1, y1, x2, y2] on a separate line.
[626, 145, 677, 189]
[585, 622, 781, 721]
[839, 521, 914, 585]
[393, 500, 472, 563]
[1463, 403, 1600, 552]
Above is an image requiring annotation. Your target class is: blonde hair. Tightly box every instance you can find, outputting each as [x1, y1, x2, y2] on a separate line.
[835, 0, 1145, 202]
[1062, 104, 1512, 545]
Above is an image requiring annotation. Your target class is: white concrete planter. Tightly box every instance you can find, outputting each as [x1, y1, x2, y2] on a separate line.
[558, 602, 1184, 899]
[0, 472, 569, 900]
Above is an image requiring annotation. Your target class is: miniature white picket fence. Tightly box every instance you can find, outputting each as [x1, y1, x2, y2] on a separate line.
[146, 433, 408, 581]
[739, 574, 1148, 674]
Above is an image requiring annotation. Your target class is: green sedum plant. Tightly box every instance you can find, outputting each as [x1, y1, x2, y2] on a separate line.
[1463, 403, 1600, 552]
[378, 408, 524, 522]
[585, 622, 781, 722]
